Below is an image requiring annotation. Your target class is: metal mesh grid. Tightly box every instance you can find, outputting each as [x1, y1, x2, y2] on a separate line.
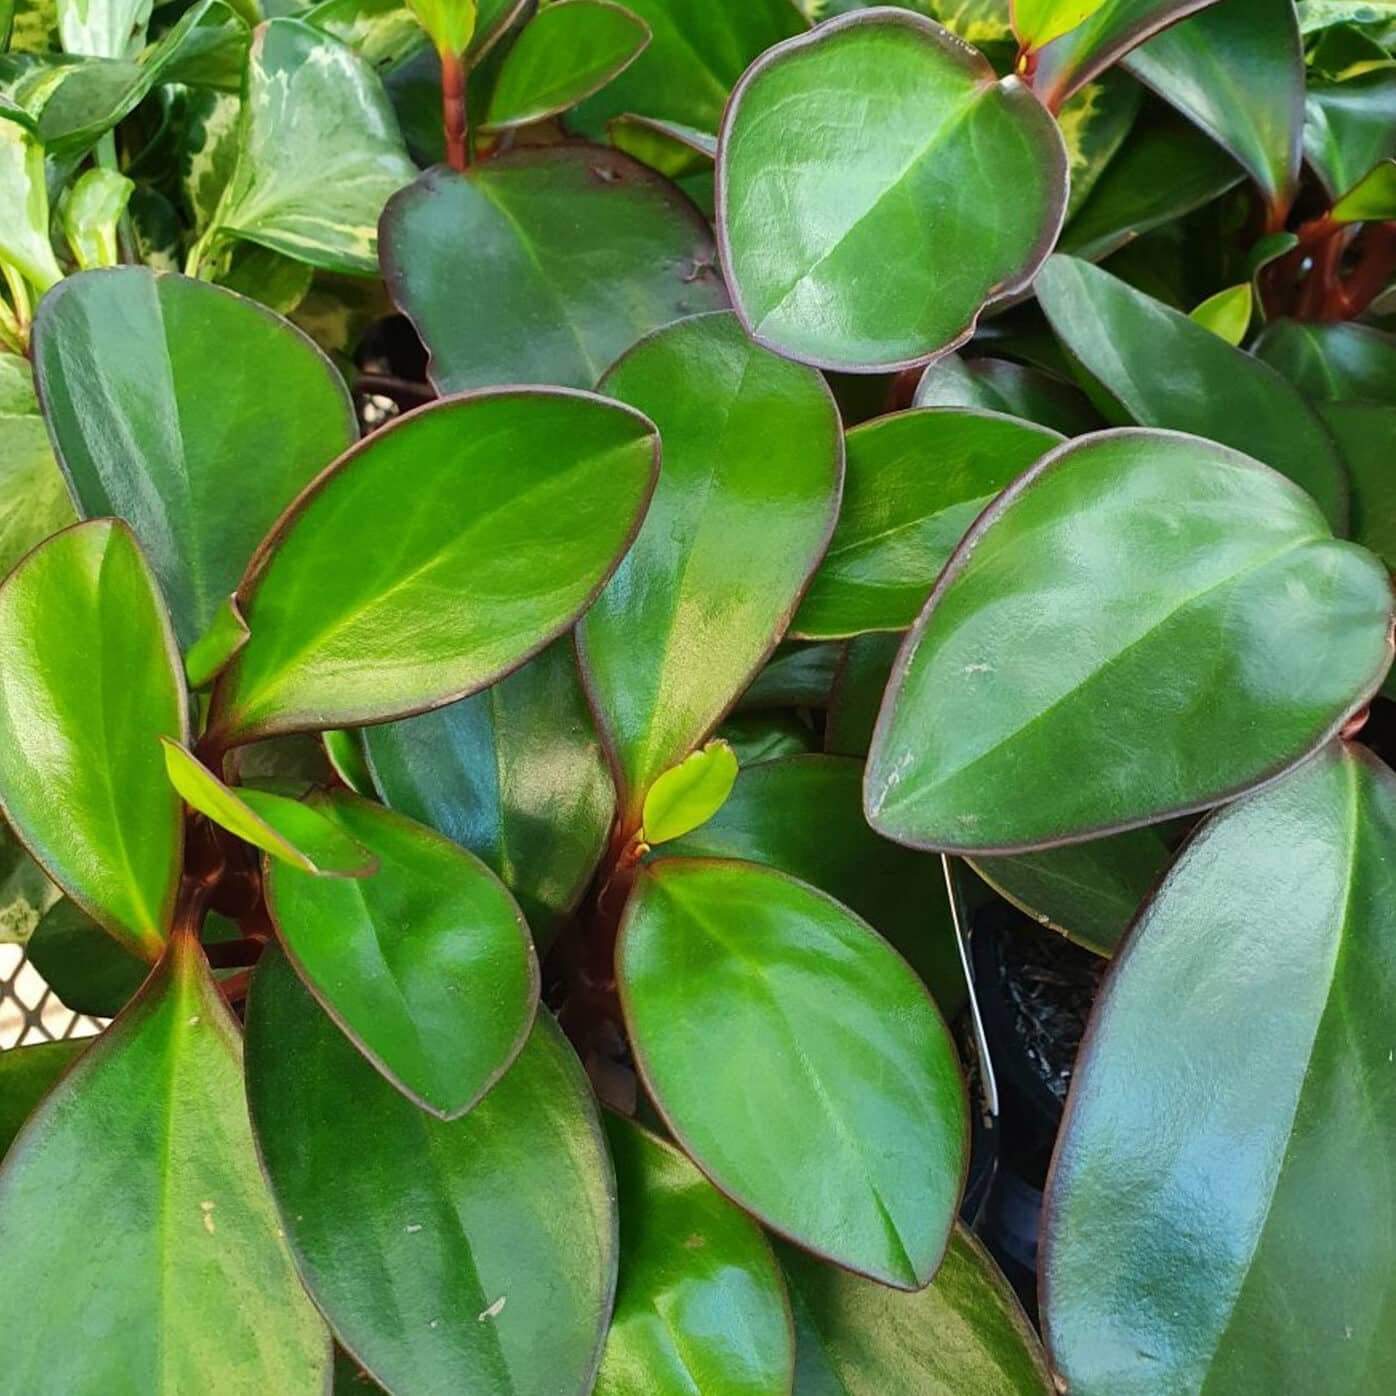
[0, 946, 104, 1049]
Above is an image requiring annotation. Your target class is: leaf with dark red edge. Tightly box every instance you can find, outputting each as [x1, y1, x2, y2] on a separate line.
[1317, 403, 1396, 573]
[1043, 743, 1396, 1395]
[618, 857, 968, 1289]
[204, 389, 659, 747]
[0, 933, 331, 1392]
[717, 9, 1068, 372]
[1252, 318, 1396, 404]
[246, 945, 617, 1396]
[866, 429, 1393, 854]
[577, 312, 841, 830]
[1304, 66, 1396, 203]
[913, 353, 1103, 436]
[381, 148, 727, 393]
[0, 520, 187, 961]
[607, 115, 715, 179]
[595, 1114, 794, 1396]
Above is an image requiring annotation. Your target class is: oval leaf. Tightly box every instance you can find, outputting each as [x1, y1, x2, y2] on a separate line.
[577, 311, 841, 825]
[866, 429, 1393, 853]
[641, 740, 739, 846]
[1303, 67, 1396, 201]
[0, 353, 77, 578]
[205, 388, 659, 745]
[26, 898, 147, 1017]
[0, 520, 186, 959]
[1188, 282, 1252, 344]
[717, 9, 1068, 372]
[1014, 0, 1110, 49]
[0, 934, 330, 1391]
[912, 354, 1102, 436]
[246, 946, 617, 1396]
[0, 1040, 85, 1156]
[1043, 743, 1396, 1394]
[618, 857, 968, 1289]
[1253, 317, 1396, 404]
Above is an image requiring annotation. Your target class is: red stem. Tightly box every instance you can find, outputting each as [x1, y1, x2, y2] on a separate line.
[1326, 222, 1396, 320]
[441, 50, 469, 172]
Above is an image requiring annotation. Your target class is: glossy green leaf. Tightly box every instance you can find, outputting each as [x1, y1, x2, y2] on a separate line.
[1057, 69, 1142, 220]
[867, 429, 1393, 853]
[664, 754, 964, 1012]
[783, 1226, 1053, 1395]
[793, 408, 1062, 640]
[160, 739, 376, 876]
[912, 353, 1101, 435]
[26, 897, 146, 1016]
[607, 114, 716, 179]
[0, 521, 186, 959]
[1304, 67, 1396, 200]
[1036, 255, 1347, 526]
[577, 312, 841, 825]
[1014, 0, 1109, 48]
[0, 354, 76, 578]
[1044, 743, 1396, 1394]
[56, 0, 149, 56]
[246, 945, 617, 1396]
[484, 0, 649, 130]
[363, 640, 614, 948]
[33, 268, 357, 649]
[0, 1040, 83, 1156]
[381, 147, 726, 392]
[321, 727, 374, 795]
[0, 933, 330, 1391]
[641, 740, 739, 846]
[1188, 281, 1251, 344]
[569, 0, 807, 137]
[1318, 402, 1396, 571]
[0, 820, 62, 945]
[406, 0, 475, 54]
[264, 791, 537, 1118]
[717, 710, 818, 765]
[195, 19, 415, 276]
[825, 632, 901, 758]
[1307, 17, 1394, 79]
[739, 642, 842, 711]
[185, 596, 250, 689]
[1331, 154, 1396, 217]
[305, 0, 432, 70]
[1252, 317, 1396, 403]
[619, 857, 968, 1288]
[0, 116, 62, 292]
[1297, 0, 1396, 34]
[59, 165, 130, 268]
[718, 9, 1067, 372]
[970, 825, 1174, 956]
[1123, 0, 1303, 220]
[206, 388, 658, 745]
[595, 1114, 793, 1396]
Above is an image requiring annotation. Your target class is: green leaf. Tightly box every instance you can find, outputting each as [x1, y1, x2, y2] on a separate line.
[866, 429, 1393, 853]
[825, 632, 901, 758]
[783, 1226, 1053, 1394]
[1036, 255, 1348, 527]
[1188, 281, 1251, 344]
[0, 819, 61, 945]
[618, 857, 968, 1288]
[33, 268, 357, 649]
[569, 0, 808, 137]
[0, 1040, 83, 1156]
[196, 18, 416, 276]
[56, 0, 150, 56]
[305, 0, 433, 70]
[1298, 0, 1396, 33]
[184, 595, 250, 689]
[484, 0, 649, 130]
[321, 727, 374, 795]
[160, 739, 376, 876]
[641, 740, 739, 845]
[0, 354, 77, 578]
[0, 521, 186, 959]
[1304, 67, 1396, 200]
[206, 388, 659, 745]
[663, 754, 965, 1013]
[577, 312, 841, 824]
[717, 10, 1067, 372]
[381, 147, 727, 392]
[246, 945, 617, 1396]
[1123, 0, 1303, 221]
[969, 825, 1174, 956]
[363, 640, 614, 949]
[716, 710, 818, 765]
[596, 1114, 793, 1396]
[0, 116, 62, 292]
[1331, 154, 1396, 218]
[405, 0, 475, 55]
[217, 244, 315, 315]
[0, 934, 330, 1391]
[1252, 317, 1396, 403]
[793, 408, 1062, 640]
[740, 642, 842, 711]
[607, 113, 715, 178]
[912, 353, 1101, 435]
[1057, 69, 1142, 220]
[263, 791, 537, 1118]
[26, 897, 146, 1016]
[1014, 0, 1109, 49]
[1317, 402, 1396, 571]
[58, 165, 130, 268]
[1043, 743, 1396, 1394]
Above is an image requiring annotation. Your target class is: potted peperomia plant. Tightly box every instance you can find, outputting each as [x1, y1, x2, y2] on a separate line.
[2, 0, 1396, 1392]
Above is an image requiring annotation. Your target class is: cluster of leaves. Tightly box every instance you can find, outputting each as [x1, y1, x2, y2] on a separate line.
[1, 0, 1396, 1392]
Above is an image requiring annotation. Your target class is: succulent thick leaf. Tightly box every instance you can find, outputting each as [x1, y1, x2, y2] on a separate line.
[1253, 317, 1396, 403]
[56, 0, 150, 57]
[33, 268, 356, 648]
[198, 19, 415, 275]
[0, 1040, 83, 1154]
[1319, 403, 1396, 572]
[793, 408, 1061, 640]
[264, 792, 537, 1118]
[246, 946, 617, 1396]
[969, 825, 1174, 956]
[483, 0, 649, 131]
[0, 934, 330, 1392]
[381, 148, 726, 393]
[569, 0, 807, 137]
[641, 740, 739, 846]
[1044, 743, 1396, 1394]
[783, 1227, 1053, 1395]
[0, 354, 76, 577]
[1035, 255, 1347, 527]
[0, 521, 186, 959]
[577, 312, 841, 823]
[595, 1115, 793, 1396]
[26, 898, 146, 1016]
[363, 640, 613, 949]
[1303, 67, 1396, 200]
[1123, 0, 1302, 220]
[717, 10, 1067, 372]
[867, 430, 1393, 853]
[205, 389, 658, 745]
[618, 857, 968, 1288]
[0, 116, 63, 291]
[664, 754, 964, 1012]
